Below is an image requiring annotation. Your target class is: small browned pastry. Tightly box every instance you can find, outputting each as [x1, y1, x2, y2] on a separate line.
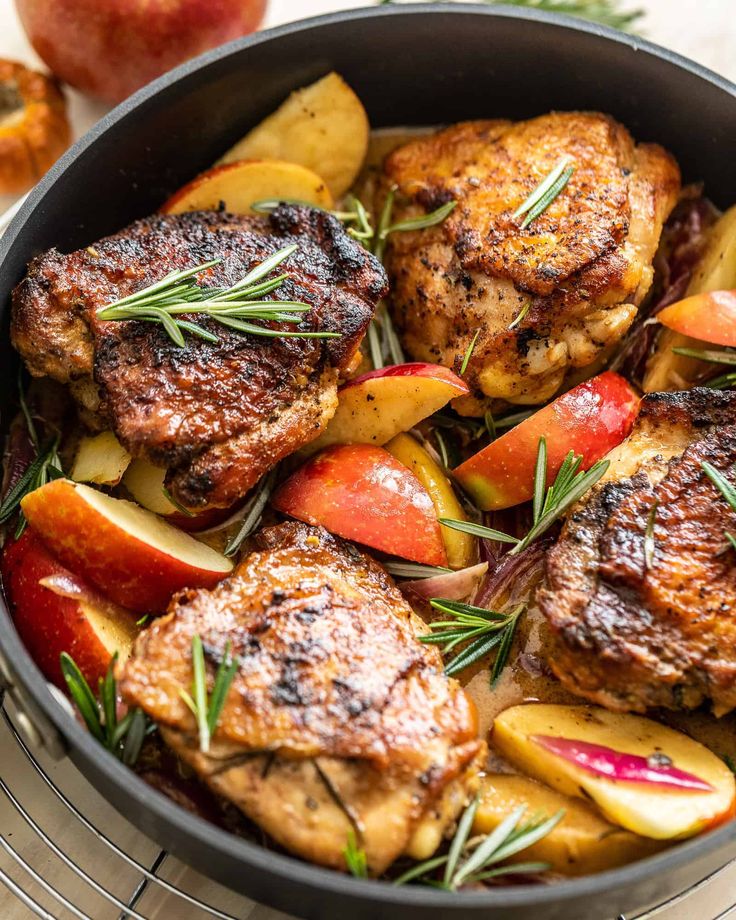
[0, 59, 71, 195]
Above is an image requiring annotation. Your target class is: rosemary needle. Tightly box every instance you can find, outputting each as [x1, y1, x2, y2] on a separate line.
[460, 330, 481, 375]
[343, 831, 369, 878]
[701, 461, 736, 551]
[513, 156, 575, 229]
[180, 636, 239, 753]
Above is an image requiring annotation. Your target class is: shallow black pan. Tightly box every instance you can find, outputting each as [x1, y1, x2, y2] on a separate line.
[1, 5, 735, 918]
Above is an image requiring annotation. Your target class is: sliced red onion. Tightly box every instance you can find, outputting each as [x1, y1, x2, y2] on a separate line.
[402, 561, 488, 601]
[475, 539, 550, 610]
[533, 735, 714, 792]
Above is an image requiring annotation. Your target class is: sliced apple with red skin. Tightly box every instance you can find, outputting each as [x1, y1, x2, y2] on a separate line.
[657, 289, 736, 347]
[272, 443, 448, 566]
[162, 159, 334, 215]
[493, 704, 736, 840]
[1, 529, 139, 689]
[454, 371, 640, 511]
[308, 363, 469, 453]
[20, 480, 233, 613]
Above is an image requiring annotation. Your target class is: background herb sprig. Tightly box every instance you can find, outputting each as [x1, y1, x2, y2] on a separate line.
[179, 635, 239, 753]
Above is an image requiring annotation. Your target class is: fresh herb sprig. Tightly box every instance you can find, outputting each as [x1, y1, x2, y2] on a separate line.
[343, 831, 369, 878]
[701, 461, 736, 551]
[441, 438, 609, 555]
[513, 156, 576, 229]
[378, 0, 643, 32]
[394, 796, 562, 889]
[180, 635, 239, 753]
[672, 346, 736, 390]
[0, 436, 64, 537]
[60, 652, 149, 766]
[224, 467, 279, 557]
[384, 561, 453, 578]
[460, 330, 481, 376]
[422, 599, 524, 683]
[97, 245, 339, 348]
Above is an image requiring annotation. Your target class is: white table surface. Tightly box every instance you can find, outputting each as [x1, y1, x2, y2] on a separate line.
[1, 1, 735, 918]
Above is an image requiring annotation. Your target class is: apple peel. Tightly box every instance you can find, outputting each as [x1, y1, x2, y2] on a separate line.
[533, 735, 714, 792]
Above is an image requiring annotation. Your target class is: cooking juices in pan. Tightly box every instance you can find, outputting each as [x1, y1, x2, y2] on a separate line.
[3, 70, 736, 889]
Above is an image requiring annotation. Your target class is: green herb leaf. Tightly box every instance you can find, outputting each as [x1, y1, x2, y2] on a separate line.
[181, 635, 239, 753]
[460, 330, 481, 376]
[515, 157, 575, 229]
[225, 467, 278, 557]
[508, 300, 531, 331]
[672, 346, 736, 366]
[343, 831, 369, 878]
[60, 653, 105, 744]
[439, 517, 520, 545]
[702, 461, 736, 551]
[383, 561, 453, 579]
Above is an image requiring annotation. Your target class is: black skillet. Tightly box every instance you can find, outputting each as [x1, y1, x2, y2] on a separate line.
[1, 5, 735, 918]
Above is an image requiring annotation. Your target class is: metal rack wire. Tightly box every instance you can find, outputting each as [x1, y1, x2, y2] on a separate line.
[0, 689, 734, 920]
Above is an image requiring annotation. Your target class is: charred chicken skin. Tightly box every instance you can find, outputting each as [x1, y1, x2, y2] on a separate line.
[119, 522, 484, 874]
[11, 205, 386, 510]
[383, 113, 680, 412]
[538, 389, 736, 716]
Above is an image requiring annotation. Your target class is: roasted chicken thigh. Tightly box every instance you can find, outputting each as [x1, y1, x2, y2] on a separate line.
[538, 389, 736, 715]
[11, 205, 386, 510]
[383, 113, 680, 412]
[119, 522, 484, 874]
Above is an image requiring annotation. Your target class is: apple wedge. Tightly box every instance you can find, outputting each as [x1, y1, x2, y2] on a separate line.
[656, 289, 736, 347]
[162, 159, 334, 215]
[217, 72, 369, 199]
[272, 443, 448, 566]
[493, 704, 736, 840]
[474, 774, 665, 876]
[454, 371, 639, 510]
[71, 431, 131, 486]
[123, 458, 238, 532]
[21, 480, 233, 612]
[1, 529, 139, 689]
[385, 433, 474, 569]
[308, 363, 469, 454]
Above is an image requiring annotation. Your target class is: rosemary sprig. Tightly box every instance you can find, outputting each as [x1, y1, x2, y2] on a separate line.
[96, 245, 340, 348]
[384, 561, 453, 578]
[513, 156, 575, 229]
[180, 636, 239, 753]
[508, 300, 531, 330]
[672, 346, 736, 390]
[394, 796, 562, 889]
[224, 467, 278, 557]
[441, 438, 609, 555]
[343, 831, 369, 878]
[0, 435, 64, 537]
[378, 0, 643, 32]
[460, 330, 481, 375]
[422, 599, 524, 683]
[702, 461, 736, 551]
[60, 652, 149, 765]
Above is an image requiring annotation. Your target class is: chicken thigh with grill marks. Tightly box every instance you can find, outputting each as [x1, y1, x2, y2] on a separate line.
[382, 112, 680, 413]
[119, 522, 485, 874]
[11, 205, 386, 510]
[538, 389, 736, 716]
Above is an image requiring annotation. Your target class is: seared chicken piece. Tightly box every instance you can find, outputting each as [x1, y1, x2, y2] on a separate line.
[119, 522, 484, 874]
[11, 206, 386, 509]
[383, 113, 680, 411]
[538, 389, 736, 715]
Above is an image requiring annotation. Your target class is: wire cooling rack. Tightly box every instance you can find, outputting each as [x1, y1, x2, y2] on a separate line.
[1, 690, 734, 920]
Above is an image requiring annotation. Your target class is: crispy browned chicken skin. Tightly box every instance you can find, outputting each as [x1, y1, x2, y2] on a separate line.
[11, 206, 386, 509]
[538, 389, 736, 716]
[119, 522, 484, 874]
[383, 113, 680, 412]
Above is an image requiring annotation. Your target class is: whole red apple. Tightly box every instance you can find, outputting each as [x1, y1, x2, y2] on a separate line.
[15, 0, 268, 104]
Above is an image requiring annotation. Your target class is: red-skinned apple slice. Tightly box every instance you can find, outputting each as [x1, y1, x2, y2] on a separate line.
[272, 443, 448, 566]
[494, 704, 736, 840]
[20, 480, 233, 612]
[657, 289, 736, 347]
[1, 529, 139, 689]
[308, 362, 469, 453]
[454, 371, 640, 510]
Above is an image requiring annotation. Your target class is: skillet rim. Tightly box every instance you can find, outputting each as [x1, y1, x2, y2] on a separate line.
[1, 3, 735, 914]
